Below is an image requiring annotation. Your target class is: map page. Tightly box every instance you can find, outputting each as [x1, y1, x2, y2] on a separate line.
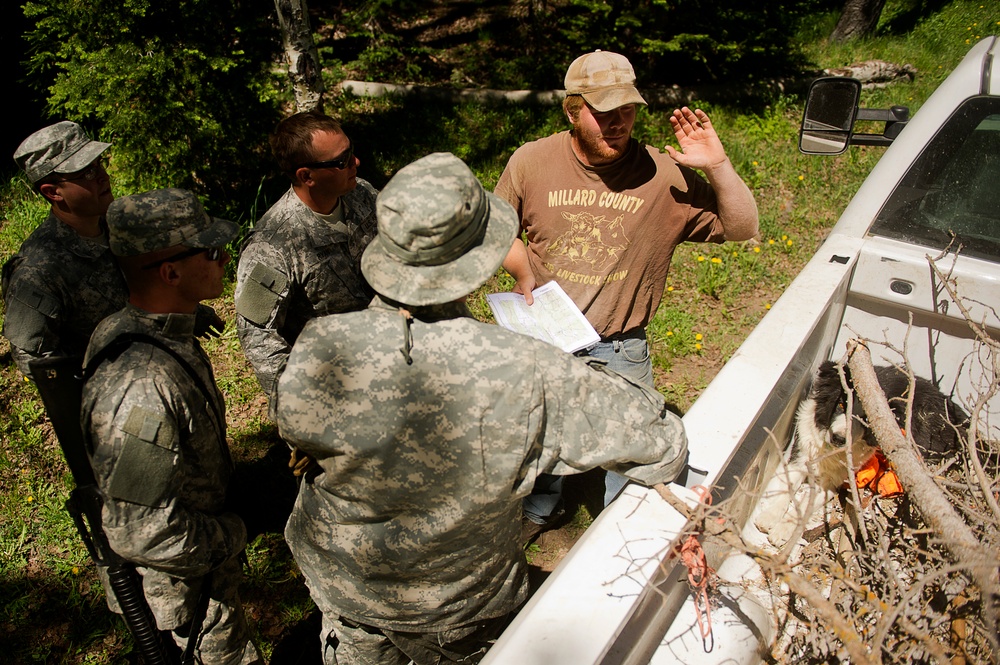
[485, 281, 600, 354]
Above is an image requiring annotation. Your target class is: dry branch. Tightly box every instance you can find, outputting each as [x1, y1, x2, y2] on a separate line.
[845, 340, 1000, 647]
[655, 484, 878, 664]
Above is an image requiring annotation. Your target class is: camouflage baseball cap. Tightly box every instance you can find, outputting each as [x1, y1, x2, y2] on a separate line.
[13, 121, 111, 184]
[564, 50, 647, 113]
[361, 152, 518, 306]
[106, 188, 238, 257]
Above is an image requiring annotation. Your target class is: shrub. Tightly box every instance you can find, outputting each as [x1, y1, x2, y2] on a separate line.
[21, 0, 284, 216]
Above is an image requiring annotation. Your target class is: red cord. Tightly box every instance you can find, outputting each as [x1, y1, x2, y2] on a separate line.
[676, 485, 716, 649]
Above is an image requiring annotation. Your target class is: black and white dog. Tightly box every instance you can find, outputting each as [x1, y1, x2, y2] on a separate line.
[755, 360, 967, 544]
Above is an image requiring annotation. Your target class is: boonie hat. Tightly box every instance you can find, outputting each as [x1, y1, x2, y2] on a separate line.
[564, 50, 647, 113]
[13, 121, 111, 184]
[107, 188, 238, 257]
[361, 152, 518, 306]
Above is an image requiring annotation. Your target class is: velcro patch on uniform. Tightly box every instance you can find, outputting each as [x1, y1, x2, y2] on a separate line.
[3, 286, 60, 351]
[107, 406, 177, 507]
[235, 262, 288, 325]
[12, 285, 60, 317]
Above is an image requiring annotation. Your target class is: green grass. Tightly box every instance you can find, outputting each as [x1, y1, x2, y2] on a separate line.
[2, 0, 998, 660]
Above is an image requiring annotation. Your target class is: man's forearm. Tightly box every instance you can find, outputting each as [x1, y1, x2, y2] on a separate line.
[704, 159, 759, 241]
[502, 238, 532, 283]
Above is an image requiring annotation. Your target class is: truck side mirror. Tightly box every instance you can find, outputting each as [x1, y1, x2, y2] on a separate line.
[799, 77, 862, 155]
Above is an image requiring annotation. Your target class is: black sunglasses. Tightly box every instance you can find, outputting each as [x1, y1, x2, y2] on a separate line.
[142, 246, 222, 270]
[57, 160, 105, 183]
[299, 142, 354, 171]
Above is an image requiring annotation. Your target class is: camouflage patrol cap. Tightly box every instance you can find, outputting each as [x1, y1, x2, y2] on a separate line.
[106, 188, 238, 257]
[13, 121, 111, 184]
[564, 50, 647, 113]
[361, 152, 518, 306]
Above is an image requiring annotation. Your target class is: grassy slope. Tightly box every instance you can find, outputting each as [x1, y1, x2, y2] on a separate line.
[0, 1, 996, 661]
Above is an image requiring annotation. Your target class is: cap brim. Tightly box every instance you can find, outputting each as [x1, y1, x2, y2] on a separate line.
[581, 87, 647, 113]
[361, 192, 519, 306]
[185, 217, 239, 249]
[53, 141, 112, 175]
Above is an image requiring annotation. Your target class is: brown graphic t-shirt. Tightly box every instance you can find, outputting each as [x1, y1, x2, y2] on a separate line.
[495, 131, 725, 337]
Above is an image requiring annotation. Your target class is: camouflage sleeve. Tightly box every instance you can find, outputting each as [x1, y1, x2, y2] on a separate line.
[233, 238, 292, 407]
[90, 376, 246, 577]
[2, 263, 68, 377]
[534, 353, 688, 487]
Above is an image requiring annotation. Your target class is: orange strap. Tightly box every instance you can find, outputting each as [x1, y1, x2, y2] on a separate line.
[675, 485, 716, 650]
[855, 449, 903, 497]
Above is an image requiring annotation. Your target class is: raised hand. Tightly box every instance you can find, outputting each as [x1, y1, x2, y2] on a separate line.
[664, 107, 729, 172]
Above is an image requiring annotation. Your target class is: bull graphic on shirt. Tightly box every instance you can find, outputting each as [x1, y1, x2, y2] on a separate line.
[547, 211, 628, 273]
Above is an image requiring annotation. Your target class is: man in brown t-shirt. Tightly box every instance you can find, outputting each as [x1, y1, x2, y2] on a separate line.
[495, 50, 758, 537]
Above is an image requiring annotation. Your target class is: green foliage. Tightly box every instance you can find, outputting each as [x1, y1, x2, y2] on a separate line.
[319, 0, 826, 90]
[0, 177, 48, 257]
[337, 95, 566, 189]
[648, 304, 698, 357]
[21, 0, 283, 216]
[546, 0, 829, 85]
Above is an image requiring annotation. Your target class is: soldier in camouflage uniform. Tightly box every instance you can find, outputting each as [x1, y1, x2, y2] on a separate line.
[2, 122, 223, 380]
[235, 111, 377, 418]
[277, 152, 689, 665]
[2, 121, 127, 378]
[82, 188, 262, 664]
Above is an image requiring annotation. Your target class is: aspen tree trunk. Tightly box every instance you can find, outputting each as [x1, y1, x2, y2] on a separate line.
[274, 0, 325, 111]
[830, 0, 886, 42]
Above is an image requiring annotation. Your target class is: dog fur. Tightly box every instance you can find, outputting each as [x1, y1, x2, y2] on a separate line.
[754, 360, 967, 544]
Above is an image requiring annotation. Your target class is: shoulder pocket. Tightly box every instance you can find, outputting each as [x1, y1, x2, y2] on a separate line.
[3, 285, 60, 351]
[107, 406, 177, 507]
[236, 262, 288, 325]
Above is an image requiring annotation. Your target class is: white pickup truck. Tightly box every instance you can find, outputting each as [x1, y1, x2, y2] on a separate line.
[483, 35, 1000, 664]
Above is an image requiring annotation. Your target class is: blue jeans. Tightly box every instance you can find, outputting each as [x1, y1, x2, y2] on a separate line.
[522, 330, 654, 524]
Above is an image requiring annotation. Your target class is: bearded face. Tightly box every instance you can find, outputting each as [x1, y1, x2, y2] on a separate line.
[570, 103, 636, 166]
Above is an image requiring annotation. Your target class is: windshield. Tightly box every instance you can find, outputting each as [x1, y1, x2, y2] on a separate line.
[869, 97, 1000, 263]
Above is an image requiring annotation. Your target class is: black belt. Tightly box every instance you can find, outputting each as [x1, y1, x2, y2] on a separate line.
[600, 327, 646, 343]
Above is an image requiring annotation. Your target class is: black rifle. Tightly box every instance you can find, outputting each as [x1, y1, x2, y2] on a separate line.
[30, 354, 178, 665]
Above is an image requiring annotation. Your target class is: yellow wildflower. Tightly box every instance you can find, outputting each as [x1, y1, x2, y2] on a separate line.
[695, 333, 703, 341]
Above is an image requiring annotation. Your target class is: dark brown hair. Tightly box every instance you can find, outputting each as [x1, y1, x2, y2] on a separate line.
[270, 111, 344, 178]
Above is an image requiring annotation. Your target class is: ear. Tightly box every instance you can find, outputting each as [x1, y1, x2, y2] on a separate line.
[564, 107, 576, 126]
[294, 167, 314, 186]
[158, 261, 182, 287]
[38, 182, 62, 203]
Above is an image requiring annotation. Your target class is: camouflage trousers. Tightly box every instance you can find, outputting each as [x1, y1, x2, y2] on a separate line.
[102, 556, 262, 664]
[321, 612, 510, 665]
[162, 557, 262, 664]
